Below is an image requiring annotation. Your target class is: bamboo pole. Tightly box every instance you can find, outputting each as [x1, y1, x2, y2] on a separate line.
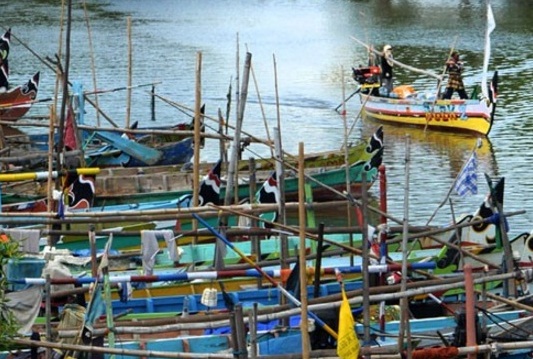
[274, 128, 289, 272]
[54, 0, 66, 117]
[223, 53, 247, 209]
[82, 0, 101, 127]
[249, 303, 258, 358]
[12, 338, 235, 359]
[351, 35, 442, 80]
[245, 43, 273, 158]
[235, 33, 240, 135]
[361, 171, 371, 345]
[56, 0, 72, 171]
[46, 105, 55, 248]
[298, 142, 310, 358]
[465, 264, 477, 359]
[49, 270, 532, 340]
[191, 213, 339, 340]
[399, 135, 411, 354]
[192, 51, 202, 241]
[125, 16, 132, 128]
[44, 274, 52, 359]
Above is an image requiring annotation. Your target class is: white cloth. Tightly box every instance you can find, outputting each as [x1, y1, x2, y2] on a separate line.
[5, 286, 43, 334]
[161, 230, 180, 262]
[42, 258, 75, 295]
[141, 230, 160, 276]
[4, 228, 41, 254]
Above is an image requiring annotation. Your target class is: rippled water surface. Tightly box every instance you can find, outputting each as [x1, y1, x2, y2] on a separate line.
[3, 0, 533, 234]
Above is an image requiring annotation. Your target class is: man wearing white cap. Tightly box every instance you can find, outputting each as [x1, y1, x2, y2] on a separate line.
[380, 44, 394, 96]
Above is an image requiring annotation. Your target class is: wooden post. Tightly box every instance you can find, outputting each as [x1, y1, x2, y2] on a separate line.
[234, 304, 248, 359]
[298, 142, 310, 358]
[229, 312, 239, 357]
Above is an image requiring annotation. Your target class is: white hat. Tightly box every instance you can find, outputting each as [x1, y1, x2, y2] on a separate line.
[383, 44, 392, 52]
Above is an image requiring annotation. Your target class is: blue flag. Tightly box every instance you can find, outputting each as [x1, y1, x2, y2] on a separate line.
[455, 152, 478, 197]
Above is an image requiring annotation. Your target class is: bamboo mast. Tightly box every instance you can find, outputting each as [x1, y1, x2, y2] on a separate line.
[56, 0, 72, 169]
[340, 65, 354, 267]
[46, 105, 55, 247]
[192, 51, 202, 243]
[82, 0, 101, 127]
[223, 52, 251, 208]
[53, 0, 66, 115]
[245, 44, 273, 158]
[361, 172, 371, 345]
[125, 16, 132, 128]
[298, 142, 310, 357]
[398, 135, 412, 355]
[273, 54, 288, 274]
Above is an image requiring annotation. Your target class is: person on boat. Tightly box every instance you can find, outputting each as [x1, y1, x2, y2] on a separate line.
[0, 53, 7, 91]
[442, 51, 468, 100]
[380, 44, 394, 96]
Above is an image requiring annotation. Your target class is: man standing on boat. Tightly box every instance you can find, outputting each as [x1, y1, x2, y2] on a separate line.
[443, 51, 468, 100]
[380, 44, 394, 96]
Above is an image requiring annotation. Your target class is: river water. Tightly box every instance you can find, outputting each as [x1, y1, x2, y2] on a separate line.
[3, 0, 533, 235]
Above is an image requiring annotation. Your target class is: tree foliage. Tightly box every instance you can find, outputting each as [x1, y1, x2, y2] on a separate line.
[0, 236, 23, 350]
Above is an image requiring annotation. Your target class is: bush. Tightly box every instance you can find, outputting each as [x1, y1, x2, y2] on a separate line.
[0, 235, 23, 350]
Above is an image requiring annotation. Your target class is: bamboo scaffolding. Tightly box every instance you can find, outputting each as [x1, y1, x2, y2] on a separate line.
[45, 269, 530, 339]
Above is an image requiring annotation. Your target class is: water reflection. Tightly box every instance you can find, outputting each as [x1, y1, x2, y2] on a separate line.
[2, 0, 532, 234]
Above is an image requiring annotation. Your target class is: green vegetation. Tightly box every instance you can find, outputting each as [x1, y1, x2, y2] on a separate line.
[0, 235, 22, 350]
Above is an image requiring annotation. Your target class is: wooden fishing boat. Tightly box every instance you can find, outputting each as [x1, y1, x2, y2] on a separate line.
[84, 132, 194, 168]
[0, 72, 40, 122]
[351, 4, 497, 136]
[93, 125, 385, 204]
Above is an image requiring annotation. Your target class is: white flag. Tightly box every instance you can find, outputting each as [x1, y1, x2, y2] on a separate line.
[455, 152, 478, 197]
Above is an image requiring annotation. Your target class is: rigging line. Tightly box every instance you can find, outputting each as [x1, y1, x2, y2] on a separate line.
[353, 319, 447, 340]
[475, 305, 533, 338]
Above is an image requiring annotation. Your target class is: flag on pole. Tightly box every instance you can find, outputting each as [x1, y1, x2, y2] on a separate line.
[481, 2, 496, 100]
[455, 152, 478, 197]
[337, 287, 360, 359]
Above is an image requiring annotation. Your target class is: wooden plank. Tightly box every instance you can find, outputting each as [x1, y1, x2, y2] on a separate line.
[92, 131, 162, 165]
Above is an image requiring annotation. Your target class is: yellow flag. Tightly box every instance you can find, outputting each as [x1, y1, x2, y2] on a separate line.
[337, 288, 360, 359]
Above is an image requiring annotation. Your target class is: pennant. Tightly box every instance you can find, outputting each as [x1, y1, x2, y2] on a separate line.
[455, 152, 478, 197]
[64, 101, 77, 150]
[0, 28, 10, 84]
[199, 159, 222, 206]
[256, 171, 280, 233]
[285, 260, 301, 301]
[177, 159, 222, 208]
[337, 287, 360, 359]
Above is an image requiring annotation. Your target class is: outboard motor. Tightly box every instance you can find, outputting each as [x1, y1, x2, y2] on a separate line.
[352, 65, 381, 95]
[452, 309, 485, 357]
